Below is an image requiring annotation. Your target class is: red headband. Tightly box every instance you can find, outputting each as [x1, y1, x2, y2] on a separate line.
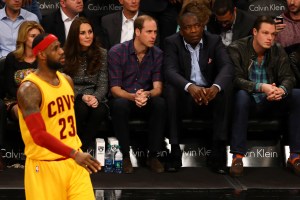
[32, 34, 58, 56]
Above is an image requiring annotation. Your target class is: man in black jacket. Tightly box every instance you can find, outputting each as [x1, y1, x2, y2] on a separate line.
[101, 0, 141, 50]
[41, 0, 84, 46]
[207, 0, 256, 46]
[228, 15, 300, 177]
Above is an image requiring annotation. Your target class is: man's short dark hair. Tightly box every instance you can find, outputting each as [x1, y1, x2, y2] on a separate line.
[253, 15, 275, 31]
[134, 15, 156, 36]
[133, 15, 157, 38]
[213, 0, 234, 16]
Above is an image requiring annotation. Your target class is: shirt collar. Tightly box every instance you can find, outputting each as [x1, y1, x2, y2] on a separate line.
[129, 39, 151, 56]
[183, 38, 203, 51]
[0, 8, 6, 20]
[0, 7, 25, 20]
[60, 8, 78, 22]
[122, 11, 138, 25]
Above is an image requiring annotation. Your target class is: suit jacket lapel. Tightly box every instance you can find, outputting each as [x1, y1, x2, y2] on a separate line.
[55, 11, 66, 43]
[112, 12, 123, 44]
[199, 42, 208, 74]
[183, 48, 192, 79]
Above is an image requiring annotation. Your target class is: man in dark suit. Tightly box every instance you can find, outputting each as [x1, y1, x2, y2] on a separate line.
[164, 2, 234, 173]
[101, 0, 141, 50]
[207, 0, 256, 46]
[41, 0, 84, 46]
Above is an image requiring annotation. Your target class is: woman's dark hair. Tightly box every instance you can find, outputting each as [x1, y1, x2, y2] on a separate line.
[63, 17, 103, 76]
[179, 1, 212, 26]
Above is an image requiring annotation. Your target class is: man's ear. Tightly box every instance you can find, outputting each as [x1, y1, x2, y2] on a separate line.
[135, 28, 141, 37]
[179, 27, 183, 36]
[38, 51, 47, 60]
[253, 28, 257, 36]
[60, 0, 66, 8]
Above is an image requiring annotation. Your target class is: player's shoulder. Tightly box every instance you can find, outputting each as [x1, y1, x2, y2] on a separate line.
[59, 72, 74, 89]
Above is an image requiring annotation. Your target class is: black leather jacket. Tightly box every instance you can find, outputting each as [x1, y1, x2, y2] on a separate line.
[228, 36, 295, 94]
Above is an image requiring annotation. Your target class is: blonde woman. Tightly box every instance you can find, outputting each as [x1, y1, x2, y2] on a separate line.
[4, 21, 44, 120]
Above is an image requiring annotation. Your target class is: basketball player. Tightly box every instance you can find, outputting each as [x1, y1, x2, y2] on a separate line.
[17, 33, 101, 200]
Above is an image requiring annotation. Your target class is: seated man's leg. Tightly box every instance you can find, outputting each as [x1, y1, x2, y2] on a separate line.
[207, 86, 233, 174]
[164, 84, 183, 171]
[146, 96, 166, 173]
[110, 98, 133, 173]
[230, 90, 252, 177]
[287, 89, 300, 176]
[84, 103, 108, 151]
[74, 97, 92, 151]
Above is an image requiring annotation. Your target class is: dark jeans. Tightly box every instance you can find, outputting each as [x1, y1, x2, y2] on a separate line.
[230, 89, 300, 155]
[75, 98, 108, 150]
[110, 97, 166, 157]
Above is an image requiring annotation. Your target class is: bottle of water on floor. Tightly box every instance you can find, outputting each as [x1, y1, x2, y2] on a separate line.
[114, 145, 123, 174]
[104, 144, 114, 173]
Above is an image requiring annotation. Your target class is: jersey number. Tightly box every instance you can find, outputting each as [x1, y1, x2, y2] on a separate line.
[59, 116, 76, 139]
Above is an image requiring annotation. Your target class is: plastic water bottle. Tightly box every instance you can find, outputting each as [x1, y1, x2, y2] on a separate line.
[114, 146, 123, 174]
[104, 145, 114, 173]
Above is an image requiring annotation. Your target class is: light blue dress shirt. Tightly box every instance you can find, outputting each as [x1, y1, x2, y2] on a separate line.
[183, 39, 207, 91]
[0, 7, 39, 58]
[183, 39, 221, 92]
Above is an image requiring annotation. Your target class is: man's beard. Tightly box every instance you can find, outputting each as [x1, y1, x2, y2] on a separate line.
[47, 58, 62, 70]
[221, 24, 232, 32]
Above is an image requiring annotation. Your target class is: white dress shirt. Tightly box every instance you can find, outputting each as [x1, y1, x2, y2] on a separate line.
[120, 11, 138, 43]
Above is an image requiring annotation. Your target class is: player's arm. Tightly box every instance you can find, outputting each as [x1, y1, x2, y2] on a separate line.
[17, 81, 101, 173]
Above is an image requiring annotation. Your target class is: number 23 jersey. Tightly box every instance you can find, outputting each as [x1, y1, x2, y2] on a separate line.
[19, 71, 82, 160]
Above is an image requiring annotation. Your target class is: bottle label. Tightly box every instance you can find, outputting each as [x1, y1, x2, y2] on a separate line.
[104, 159, 114, 173]
[114, 160, 123, 174]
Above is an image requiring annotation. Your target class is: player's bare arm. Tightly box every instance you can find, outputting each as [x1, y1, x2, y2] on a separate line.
[17, 81, 42, 117]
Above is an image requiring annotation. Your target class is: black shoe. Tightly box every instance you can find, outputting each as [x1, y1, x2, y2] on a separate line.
[207, 140, 227, 174]
[206, 158, 227, 174]
[165, 144, 182, 172]
[206, 153, 227, 174]
[165, 154, 182, 172]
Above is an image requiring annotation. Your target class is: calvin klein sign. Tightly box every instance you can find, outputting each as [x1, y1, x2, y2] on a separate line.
[247, 0, 287, 17]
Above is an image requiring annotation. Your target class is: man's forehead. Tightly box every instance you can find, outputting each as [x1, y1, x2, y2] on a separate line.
[46, 40, 60, 50]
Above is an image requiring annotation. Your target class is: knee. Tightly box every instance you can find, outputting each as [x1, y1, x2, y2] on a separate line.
[150, 96, 166, 110]
[234, 90, 251, 108]
[111, 98, 130, 113]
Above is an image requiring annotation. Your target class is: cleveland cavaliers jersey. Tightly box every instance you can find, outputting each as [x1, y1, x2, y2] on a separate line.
[18, 71, 82, 160]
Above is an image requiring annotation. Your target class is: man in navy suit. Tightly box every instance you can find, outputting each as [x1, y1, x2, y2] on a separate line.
[164, 2, 234, 173]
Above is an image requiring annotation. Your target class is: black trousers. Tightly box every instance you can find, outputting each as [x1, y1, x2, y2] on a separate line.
[74, 98, 108, 150]
[109, 97, 166, 157]
[0, 99, 6, 147]
[164, 84, 233, 145]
